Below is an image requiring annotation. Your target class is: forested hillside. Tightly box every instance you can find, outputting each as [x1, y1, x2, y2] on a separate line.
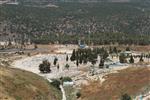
[0, 2, 150, 45]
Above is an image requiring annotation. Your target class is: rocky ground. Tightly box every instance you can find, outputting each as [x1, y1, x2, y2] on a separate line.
[0, 44, 150, 100]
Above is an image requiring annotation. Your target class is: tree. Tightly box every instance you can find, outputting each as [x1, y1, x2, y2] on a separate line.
[57, 64, 60, 70]
[121, 93, 132, 100]
[70, 49, 76, 61]
[76, 91, 81, 99]
[79, 56, 83, 64]
[113, 47, 118, 54]
[66, 55, 69, 62]
[109, 46, 113, 54]
[8, 39, 12, 46]
[119, 53, 127, 63]
[83, 58, 88, 64]
[65, 64, 70, 70]
[139, 55, 144, 62]
[106, 64, 109, 68]
[103, 51, 109, 60]
[62, 77, 72, 82]
[126, 47, 130, 51]
[39, 60, 51, 73]
[50, 79, 61, 90]
[76, 60, 79, 67]
[53, 57, 58, 66]
[34, 44, 38, 49]
[129, 55, 134, 63]
[99, 58, 104, 68]
[91, 59, 96, 65]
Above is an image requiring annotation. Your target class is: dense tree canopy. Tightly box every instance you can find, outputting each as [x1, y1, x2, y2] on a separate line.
[0, 2, 150, 45]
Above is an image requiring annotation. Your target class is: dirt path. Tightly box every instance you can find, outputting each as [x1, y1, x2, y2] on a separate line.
[60, 85, 67, 100]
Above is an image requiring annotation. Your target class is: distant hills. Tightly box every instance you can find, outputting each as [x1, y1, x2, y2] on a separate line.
[16, 0, 150, 3]
[0, 1, 150, 45]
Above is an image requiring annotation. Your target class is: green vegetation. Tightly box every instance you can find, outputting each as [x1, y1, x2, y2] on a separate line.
[76, 91, 81, 99]
[129, 55, 134, 63]
[119, 53, 127, 63]
[66, 55, 69, 62]
[65, 63, 70, 69]
[99, 58, 104, 68]
[53, 57, 58, 66]
[139, 55, 144, 62]
[39, 60, 51, 73]
[121, 93, 132, 100]
[70, 48, 109, 67]
[62, 77, 72, 82]
[0, 2, 150, 45]
[50, 79, 61, 90]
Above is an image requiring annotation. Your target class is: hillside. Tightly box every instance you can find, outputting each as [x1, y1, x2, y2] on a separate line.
[0, 2, 150, 45]
[81, 67, 150, 100]
[16, 0, 150, 3]
[0, 67, 62, 100]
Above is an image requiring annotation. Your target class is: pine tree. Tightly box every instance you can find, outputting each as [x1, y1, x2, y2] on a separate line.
[129, 55, 134, 63]
[76, 60, 79, 67]
[70, 49, 76, 61]
[66, 55, 69, 62]
[113, 47, 118, 54]
[57, 64, 60, 70]
[109, 46, 113, 54]
[91, 59, 96, 65]
[103, 51, 109, 60]
[99, 58, 104, 68]
[119, 53, 127, 63]
[65, 64, 70, 70]
[53, 57, 58, 66]
[139, 55, 144, 62]
[79, 56, 83, 64]
[34, 44, 38, 49]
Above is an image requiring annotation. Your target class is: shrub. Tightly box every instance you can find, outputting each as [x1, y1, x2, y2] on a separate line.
[121, 93, 132, 100]
[65, 64, 70, 70]
[76, 91, 81, 99]
[126, 47, 130, 51]
[39, 60, 51, 73]
[50, 79, 61, 90]
[62, 77, 72, 82]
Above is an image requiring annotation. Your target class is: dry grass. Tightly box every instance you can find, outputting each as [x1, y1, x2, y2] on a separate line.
[81, 67, 150, 100]
[0, 67, 61, 100]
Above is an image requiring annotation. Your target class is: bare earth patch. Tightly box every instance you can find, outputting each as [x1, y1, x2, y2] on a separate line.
[81, 67, 150, 100]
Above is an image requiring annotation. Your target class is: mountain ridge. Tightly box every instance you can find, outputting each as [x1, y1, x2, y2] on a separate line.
[17, 0, 150, 3]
